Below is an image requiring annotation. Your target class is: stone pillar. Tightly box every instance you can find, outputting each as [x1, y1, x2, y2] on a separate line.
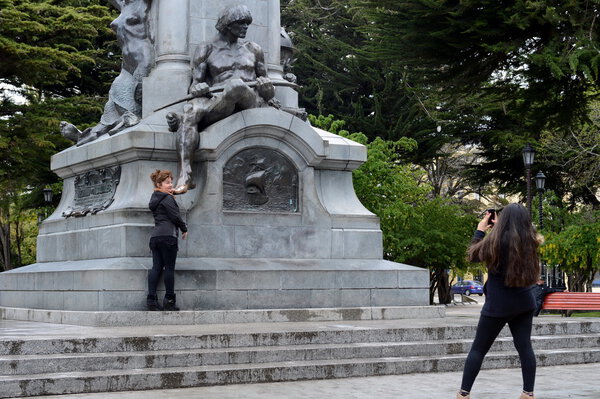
[266, 0, 282, 79]
[142, 0, 191, 121]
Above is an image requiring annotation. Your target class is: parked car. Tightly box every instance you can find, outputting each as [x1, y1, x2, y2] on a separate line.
[451, 280, 484, 296]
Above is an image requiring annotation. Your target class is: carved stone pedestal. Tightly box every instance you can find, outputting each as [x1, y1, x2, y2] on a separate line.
[0, 108, 429, 311]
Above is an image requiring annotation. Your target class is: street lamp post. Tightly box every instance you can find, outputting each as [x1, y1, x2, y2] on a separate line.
[535, 171, 546, 230]
[535, 171, 546, 284]
[39, 186, 54, 224]
[522, 144, 535, 217]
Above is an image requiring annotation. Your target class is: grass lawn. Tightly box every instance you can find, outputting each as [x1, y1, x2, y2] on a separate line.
[541, 311, 600, 317]
[572, 311, 600, 317]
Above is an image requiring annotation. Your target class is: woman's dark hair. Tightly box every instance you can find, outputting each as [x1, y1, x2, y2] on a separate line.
[468, 203, 541, 287]
[150, 169, 173, 188]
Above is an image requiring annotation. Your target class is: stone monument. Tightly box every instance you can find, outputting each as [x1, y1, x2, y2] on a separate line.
[0, 0, 429, 311]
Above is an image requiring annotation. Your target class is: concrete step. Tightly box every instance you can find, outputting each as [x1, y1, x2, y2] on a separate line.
[0, 306, 446, 327]
[3, 319, 599, 356]
[1, 319, 599, 397]
[1, 348, 599, 398]
[2, 334, 599, 376]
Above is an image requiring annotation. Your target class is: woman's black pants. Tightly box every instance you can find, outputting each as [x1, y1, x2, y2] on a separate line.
[148, 236, 178, 298]
[461, 310, 536, 393]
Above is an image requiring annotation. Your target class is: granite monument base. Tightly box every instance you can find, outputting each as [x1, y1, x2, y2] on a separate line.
[0, 258, 428, 311]
[0, 108, 429, 311]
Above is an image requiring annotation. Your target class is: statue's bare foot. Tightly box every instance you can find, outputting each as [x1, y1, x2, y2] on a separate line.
[166, 112, 180, 132]
[172, 179, 196, 195]
[76, 129, 99, 146]
[60, 121, 81, 143]
[172, 185, 189, 195]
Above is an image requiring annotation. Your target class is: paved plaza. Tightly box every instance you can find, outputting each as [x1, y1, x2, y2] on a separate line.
[19, 363, 599, 399]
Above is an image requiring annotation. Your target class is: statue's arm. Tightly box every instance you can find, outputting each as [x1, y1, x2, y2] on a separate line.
[249, 42, 269, 78]
[189, 43, 212, 96]
[249, 42, 274, 100]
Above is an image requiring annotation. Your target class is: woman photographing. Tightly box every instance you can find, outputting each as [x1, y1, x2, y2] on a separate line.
[457, 203, 541, 399]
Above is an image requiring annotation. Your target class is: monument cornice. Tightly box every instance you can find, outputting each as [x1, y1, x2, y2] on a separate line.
[51, 124, 176, 178]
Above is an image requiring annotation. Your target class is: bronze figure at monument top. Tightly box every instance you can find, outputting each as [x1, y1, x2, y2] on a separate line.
[166, 5, 277, 194]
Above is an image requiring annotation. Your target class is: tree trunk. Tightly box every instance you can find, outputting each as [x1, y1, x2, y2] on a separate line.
[429, 269, 437, 305]
[14, 218, 23, 267]
[430, 267, 452, 305]
[436, 270, 452, 304]
[565, 269, 591, 292]
[0, 208, 11, 271]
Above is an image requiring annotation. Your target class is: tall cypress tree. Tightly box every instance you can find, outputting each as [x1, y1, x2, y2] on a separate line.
[281, 0, 441, 155]
[0, 0, 118, 268]
[351, 0, 600, 204]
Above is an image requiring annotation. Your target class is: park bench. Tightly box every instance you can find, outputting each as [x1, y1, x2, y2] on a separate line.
[542, 292, 600, 316]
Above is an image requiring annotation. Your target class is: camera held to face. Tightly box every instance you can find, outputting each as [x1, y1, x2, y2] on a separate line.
[486, 209, 496, 226]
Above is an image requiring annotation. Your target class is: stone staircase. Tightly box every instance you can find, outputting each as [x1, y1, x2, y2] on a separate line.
[1, 319, 600, 398]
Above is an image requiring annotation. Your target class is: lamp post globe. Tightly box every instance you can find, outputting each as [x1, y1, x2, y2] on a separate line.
[42, 187, 53, 204]
[522, 143, 535, 167]
[535, 171, 546, 192]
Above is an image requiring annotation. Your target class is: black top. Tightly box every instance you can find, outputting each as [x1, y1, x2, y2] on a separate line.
[471, 230, 536, 318]
[148, 191, 187, 238]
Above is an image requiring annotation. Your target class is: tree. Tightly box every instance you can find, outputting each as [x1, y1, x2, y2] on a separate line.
[540, 216, 600, 292]
[281, 0, 440, 151]
[0, 0, 118, 269]
[351, 0, 600, 204]
[539, 100, 600, 208]
[1, 0, 118, 97]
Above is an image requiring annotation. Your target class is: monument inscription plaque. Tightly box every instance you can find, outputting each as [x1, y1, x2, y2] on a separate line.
[223, 148, 298, 212]
[63, 166, 121, 217]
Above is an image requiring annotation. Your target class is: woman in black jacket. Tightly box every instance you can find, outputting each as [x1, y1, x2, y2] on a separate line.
[457, 203, 541, 399]
[147, 170, 188, 311]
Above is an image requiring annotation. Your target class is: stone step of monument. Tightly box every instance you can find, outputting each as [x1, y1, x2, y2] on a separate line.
[2, 319, 600, 356]
[1, 334, 598, 376]
[0, 305, 445, 327]
[1, 348, 599, 398]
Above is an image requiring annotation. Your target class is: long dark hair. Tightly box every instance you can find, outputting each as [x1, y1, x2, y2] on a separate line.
[468, 203, 541, 287]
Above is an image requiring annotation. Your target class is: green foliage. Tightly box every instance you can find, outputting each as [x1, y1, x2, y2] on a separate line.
[540, 211, 600, 292]
[352, 0, 599, 103]
[0, 0, 119, 96]
[0, 0, 116, 269]
[539, 100, 600, 207]
[348, 0, 600, 205]
[281, 0, 441, 156]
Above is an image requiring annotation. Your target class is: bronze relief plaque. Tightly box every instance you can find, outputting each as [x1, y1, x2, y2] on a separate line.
[63, 166, 121, 217]
[223, 148, 298, 212]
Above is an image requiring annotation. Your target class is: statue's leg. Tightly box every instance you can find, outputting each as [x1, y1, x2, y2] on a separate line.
[231, 83, 258, 110]
[204, 81, 258, 125]
[173, 101, 203, 194]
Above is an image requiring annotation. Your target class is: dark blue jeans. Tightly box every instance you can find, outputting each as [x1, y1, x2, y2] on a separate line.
[148, 236, 178, 298]
[461, 310, 536, 393]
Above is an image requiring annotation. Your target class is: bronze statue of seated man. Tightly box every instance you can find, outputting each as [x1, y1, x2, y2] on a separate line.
[166, 5, 275, 194]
